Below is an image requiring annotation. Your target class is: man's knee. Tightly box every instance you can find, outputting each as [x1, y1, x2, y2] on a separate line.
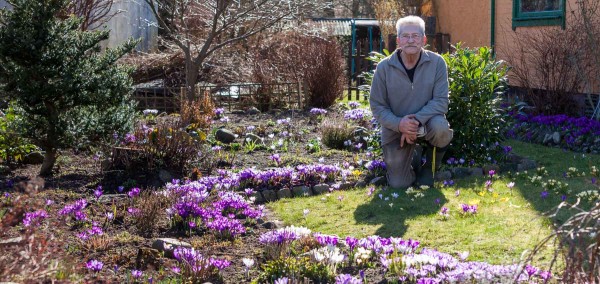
[426, 116, 453, 147]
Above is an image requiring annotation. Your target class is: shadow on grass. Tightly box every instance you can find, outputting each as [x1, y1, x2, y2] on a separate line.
[353, 185, 447, 237]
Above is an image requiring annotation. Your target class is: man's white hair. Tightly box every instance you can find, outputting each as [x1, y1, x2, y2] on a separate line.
[395, 15, 425, 36]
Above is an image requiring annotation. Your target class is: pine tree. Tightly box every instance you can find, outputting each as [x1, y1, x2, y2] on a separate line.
[0, 0, 139, 176]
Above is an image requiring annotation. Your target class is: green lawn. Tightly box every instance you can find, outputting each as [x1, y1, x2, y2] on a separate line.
[267, 139, 600, 266]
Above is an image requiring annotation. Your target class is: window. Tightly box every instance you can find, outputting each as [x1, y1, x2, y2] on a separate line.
[512, 0, 565, 30]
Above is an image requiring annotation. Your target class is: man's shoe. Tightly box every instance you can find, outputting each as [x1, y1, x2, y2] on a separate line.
[416, 145, 447, 187]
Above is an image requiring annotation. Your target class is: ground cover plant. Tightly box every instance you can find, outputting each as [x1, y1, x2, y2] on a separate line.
[2, 98, 599, 282]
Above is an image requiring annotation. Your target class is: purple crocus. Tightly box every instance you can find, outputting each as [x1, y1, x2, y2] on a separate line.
[128, 187, 141, 198]
[86, 259, 103, 272]
[541, 190, 549, 199]
[94, 185, 103, 199]
[131, 270, 142, 279]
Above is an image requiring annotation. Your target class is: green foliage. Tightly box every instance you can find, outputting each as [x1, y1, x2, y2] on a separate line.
[0, 105, 38, 163]
[0, 0, 139, 174]
[442, 44, 510, 164]
[254, 257, 332, 284]
[359, 49, 392, 96]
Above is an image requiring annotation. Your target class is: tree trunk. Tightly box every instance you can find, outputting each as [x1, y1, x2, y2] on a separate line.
[39, 147, 57, 176]
[184, 53, 200, 101]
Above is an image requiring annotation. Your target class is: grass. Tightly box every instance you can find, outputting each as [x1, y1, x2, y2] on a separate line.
[267, 139, 600, 266]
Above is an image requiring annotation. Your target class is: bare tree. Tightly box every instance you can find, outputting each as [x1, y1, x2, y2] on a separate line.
[144, 0, 316, 100]
[63, 0, 117, 30]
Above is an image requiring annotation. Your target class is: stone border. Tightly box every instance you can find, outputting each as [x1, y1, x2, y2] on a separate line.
[251, 154, 537, 204]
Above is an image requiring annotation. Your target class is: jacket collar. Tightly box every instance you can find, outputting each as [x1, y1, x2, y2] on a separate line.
[388, 48, 431, 70]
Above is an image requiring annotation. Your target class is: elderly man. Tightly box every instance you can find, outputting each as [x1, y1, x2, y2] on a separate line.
[369, 15, 453, 188]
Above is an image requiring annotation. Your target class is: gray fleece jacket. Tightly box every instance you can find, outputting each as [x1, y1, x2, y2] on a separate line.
[369, 49, 449, 146]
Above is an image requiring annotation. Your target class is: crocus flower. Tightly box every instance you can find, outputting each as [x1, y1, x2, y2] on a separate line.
[86, 259, 103, 272]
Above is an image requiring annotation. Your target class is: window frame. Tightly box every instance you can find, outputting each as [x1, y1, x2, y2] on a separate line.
[512, 0, 566, 30]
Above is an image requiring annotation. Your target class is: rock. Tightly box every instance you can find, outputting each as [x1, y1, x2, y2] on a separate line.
[370, 176, 387, 186]
[292, 185, 312, 197]
[246, 107, 261, 115]
[151, 238, 192, 258]
[468, 167, 484, 177]
[434, 170, 452, 181]
[505, 153, 522, 163]
[450, 167, 470, 179]
[158, 169, 173, 184]
[552, 132, 561, 144]
[354, 181, 367, 188]
[520, 159, 537, 170]
[261, 190, 277, 202]
[251, 191, 265, 204]
[215, 128, 236, 144]
[244, 133, 263, 145]
[542, 133, 552, 144]
[500, 163, 518, 172]
[276, 188, 293, 199]
[262, 221, 280, 229]
[312, 184, 330, 194]
[98, 194, 128, 204]
[231, 110, 246, 115]
[22, 152, 44, 164]
[0, 236, 23, 245]
[337, 182, 354, 190]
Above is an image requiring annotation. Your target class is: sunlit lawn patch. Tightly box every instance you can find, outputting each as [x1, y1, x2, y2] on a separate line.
[268, 139, 600, 266]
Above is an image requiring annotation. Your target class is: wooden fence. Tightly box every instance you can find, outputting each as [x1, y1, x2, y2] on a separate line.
[133, 82, 304, 113]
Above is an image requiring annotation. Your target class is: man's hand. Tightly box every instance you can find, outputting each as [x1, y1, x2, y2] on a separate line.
[398, 114, 419, 147]
[400, 133, 417, 147]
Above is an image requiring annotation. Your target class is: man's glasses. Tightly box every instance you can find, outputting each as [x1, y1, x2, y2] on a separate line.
[399, 33, 422, 41]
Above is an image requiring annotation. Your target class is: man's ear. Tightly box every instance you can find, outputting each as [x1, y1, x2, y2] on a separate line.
[423, 35, 427, 45]
[396, 37, 400, 49]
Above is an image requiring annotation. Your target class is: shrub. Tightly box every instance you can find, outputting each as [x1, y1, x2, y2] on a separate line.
[0, 0, 138, 175]
[251, 31, 346, 109]
[180, 90, 215, 132]
[442, 45, 510, 164]
[0, 105, 38, 163]
[321, 118, 354, 150]
[132, 189, 171, 237]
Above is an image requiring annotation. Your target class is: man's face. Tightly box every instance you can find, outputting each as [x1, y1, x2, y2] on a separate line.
[396, 25, 426, 55]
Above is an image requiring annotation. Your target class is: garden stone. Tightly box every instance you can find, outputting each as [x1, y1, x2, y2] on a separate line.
[542, 133, 552, 144]
[158, 169, 173, 184]
[450, 167, 470, 179]
[482, 165, 500, 176]
[261, 190, 277, 202]
[215, 128, 236, 144]
[246, 107, 261, 115]
[500, 163, 518, 172]
[244, 133, 263, 145]
[469, 168, 484, 177]
[370, 176, 387, 186]
[355, 181, 367, 188]
[312, 184, 330, 194]
[434, 170, 452, 181]
[98, 194, 127, 204]
[520, 159, 537, 170]
[552, 132, 560, 144]
[262, 221, 280, 229]
[0, 236, 23, 245]
[506, 153, 522, 163]
[276, 188, 292, 199]
[231, 110, 246, 114]
[151, 238, 192, 258]
[337, 182, 353, 190]
[22, 152, 44, 164]
[292, 185, 312, 197]
[252, 191, 264, 204]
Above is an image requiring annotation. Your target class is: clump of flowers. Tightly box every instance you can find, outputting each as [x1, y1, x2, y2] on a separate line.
[22, 209, 48, 227]
[348, 101, 361, 109]
[460, 203, 478, 216]
[439, 207, 450, 220]
[86, 259, 103, 272]
[309, 245, 345, 275]
[214, 108, 225, 118]
[259, 226, 311, 259]
[406, 186, 425, 200]
[343, 108, 371, 123]
[542, 179, 570, 195]
[173, 247, 230, 282]
[590, 165, 598, 177]
[58, 199, 88, 221]
[365, 160, 386, 176]
[566, 167, 584, 177]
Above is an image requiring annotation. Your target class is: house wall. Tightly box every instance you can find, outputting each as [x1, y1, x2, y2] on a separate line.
[101, 0, 158, 52]
[433, 0, 490, 48]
